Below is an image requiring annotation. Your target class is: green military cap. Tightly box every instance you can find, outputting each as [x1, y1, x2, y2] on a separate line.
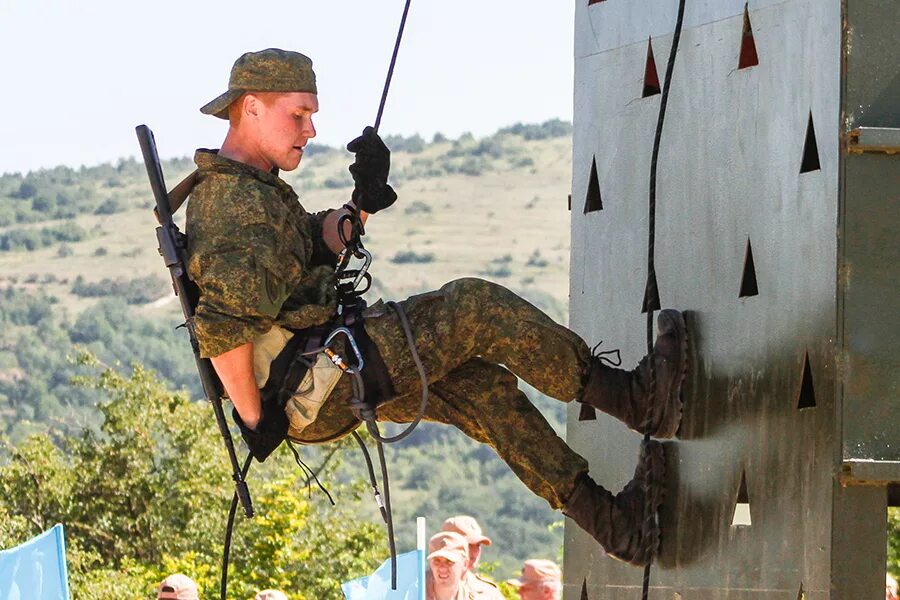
[200, 48, 318, 119]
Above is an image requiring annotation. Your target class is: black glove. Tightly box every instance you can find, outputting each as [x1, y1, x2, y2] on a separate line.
[346, 126, 397, 214]
[233, 405, 288, 462]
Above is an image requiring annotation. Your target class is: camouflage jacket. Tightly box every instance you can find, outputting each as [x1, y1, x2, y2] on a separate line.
[186, 150, 338, 358]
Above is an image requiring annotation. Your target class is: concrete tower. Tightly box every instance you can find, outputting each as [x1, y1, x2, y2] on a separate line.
[565, 1, 899, 598]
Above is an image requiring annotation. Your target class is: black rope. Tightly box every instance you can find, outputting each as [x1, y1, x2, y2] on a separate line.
[221, 453, 254, 600]
[286, 440, 336, 505]
[374, 0, 414, 133]
[642, 1, 687, 599]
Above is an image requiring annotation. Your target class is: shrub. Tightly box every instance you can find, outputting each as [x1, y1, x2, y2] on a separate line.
[94, 197, 124, 215]
[404, 201, 433, 215]
[323, 174, 352, 189]
[71, 274, 168, 305]
[526, 250, 549, 268]
[391, 250, 435, 264]
[498, 118, 572, 140]
[384, 133, 426, 154]
[14, 182, 37, 199]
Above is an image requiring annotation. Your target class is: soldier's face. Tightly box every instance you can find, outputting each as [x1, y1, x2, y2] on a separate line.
[519, 582, 554, 600]
[467, 543, 481, 569]
[255, 92, 318, 172]
[429, 556, 466, 591]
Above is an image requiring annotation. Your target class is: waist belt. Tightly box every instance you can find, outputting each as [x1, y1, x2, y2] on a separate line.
[261, 319, 395, 423]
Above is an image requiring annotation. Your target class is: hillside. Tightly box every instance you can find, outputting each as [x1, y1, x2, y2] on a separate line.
[0, 120, 574, 577]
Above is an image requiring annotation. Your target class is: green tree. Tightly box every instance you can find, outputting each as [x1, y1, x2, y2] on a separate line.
[890, 507, 899, 578]
[0, 357, 384, 599]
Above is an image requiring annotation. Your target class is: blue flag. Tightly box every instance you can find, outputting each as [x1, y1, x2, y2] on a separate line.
[0, 524, 71, 600]
[342, 550, 425, 600]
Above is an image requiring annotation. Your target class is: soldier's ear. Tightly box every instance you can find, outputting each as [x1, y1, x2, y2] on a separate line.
[243, 93, 262, 119]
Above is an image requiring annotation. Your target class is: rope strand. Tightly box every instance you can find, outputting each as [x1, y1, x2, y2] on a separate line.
[642, 1, 687, 599]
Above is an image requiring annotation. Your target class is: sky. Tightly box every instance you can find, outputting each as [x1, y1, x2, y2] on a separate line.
[0, 1, 575, 175]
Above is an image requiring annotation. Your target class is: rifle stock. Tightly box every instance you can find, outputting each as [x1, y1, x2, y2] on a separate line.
[135, 124, 253, 518]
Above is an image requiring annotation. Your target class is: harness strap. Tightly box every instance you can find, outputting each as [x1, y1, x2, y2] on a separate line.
[350, 319, 396, 410]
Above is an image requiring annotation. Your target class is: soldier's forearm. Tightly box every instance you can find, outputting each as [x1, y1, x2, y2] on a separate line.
[210, 342, 261, 429]
[322, 206, 369, 255]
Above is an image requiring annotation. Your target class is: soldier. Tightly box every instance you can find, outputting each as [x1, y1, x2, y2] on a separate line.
[506, 560, 561, 600]
[427, 532, 474, 600]
[185, 48, 689, 566]
[441, 516, 504, 600]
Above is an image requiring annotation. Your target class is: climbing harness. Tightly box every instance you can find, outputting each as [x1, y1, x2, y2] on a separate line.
[640, 1, 686, 599]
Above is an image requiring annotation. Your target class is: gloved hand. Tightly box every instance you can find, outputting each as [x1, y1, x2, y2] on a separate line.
[232, 405, 288, 462]
[346, 126, 397, 214]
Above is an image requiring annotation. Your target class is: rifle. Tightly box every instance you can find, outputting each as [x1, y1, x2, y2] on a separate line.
[135, 124, 254, 518]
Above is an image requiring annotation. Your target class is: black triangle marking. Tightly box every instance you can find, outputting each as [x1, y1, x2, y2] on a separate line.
[588, 0, 607, 4]
[738, 4, 759, 69]
[800, 112, 821, 173]
[797, 352, 816, 409]
[584, 157, 603, 214]
[732, 469, 752, 526]
[642, 39, 661, 97]
[581, 577, 589, 599]
[641, 269, 661, 313]
[739, 239, 759, 298]
[578, 403, 597, 421]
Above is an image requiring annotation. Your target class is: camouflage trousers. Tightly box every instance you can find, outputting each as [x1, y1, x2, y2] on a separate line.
[293, 278, 592, 509]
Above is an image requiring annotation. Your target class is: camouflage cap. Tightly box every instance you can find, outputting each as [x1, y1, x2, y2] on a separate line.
[200, 48, 318, 120]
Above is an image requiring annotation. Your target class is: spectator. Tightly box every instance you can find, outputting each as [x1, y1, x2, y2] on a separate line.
[426, 531, 473, 600]
[887, 573, 899, 600]
[255, 590, 289, 600]
[157, 574, 199, 600]
[506, 560, 561, 600]
[442, 515, 503, 599]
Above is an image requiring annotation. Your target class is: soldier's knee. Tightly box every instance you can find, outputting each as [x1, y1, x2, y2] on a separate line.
[443, 277, 502, 301]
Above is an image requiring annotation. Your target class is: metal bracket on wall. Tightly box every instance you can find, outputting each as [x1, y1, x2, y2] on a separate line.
[838, 459, 900, 486]
[846, 127, 900, 154]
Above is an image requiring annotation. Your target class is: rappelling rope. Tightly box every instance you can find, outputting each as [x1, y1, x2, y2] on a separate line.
[642, 1, 686, 599]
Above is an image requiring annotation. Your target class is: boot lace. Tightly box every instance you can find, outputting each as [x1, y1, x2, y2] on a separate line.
[591, 340, 622, 367]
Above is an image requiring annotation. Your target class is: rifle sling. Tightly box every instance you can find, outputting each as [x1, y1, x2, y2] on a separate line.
[154, 169, 199, 224]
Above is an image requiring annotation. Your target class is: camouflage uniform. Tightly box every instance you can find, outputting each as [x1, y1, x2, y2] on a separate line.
[186, 150, 592, 510]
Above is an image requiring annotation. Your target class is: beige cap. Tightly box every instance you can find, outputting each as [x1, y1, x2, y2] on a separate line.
[254, 590, 289, 600]
[506, 559, 562, 588]
[441, 515, 492, 546]
[427, 531, 470, 564]
[157, 574, 199, 600]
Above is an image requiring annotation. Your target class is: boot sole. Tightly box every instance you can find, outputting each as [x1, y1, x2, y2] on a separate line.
[649, 309, 689, 439]
[624, 440, 666, 566]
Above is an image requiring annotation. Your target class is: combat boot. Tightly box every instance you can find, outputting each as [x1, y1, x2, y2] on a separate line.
[562, 440, 665, 566]
[580, 309, 688, 438]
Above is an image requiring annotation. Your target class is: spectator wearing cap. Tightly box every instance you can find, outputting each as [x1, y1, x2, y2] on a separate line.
[506, 560, 562, 600]
[157, 574, 199, 600]
[255, 590, 289, 600]
[427, 531, 474, 600]
[442, 516, 503, 600]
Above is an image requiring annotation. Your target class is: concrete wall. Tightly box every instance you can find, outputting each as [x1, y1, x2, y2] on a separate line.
[564, 0, 894, 598]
